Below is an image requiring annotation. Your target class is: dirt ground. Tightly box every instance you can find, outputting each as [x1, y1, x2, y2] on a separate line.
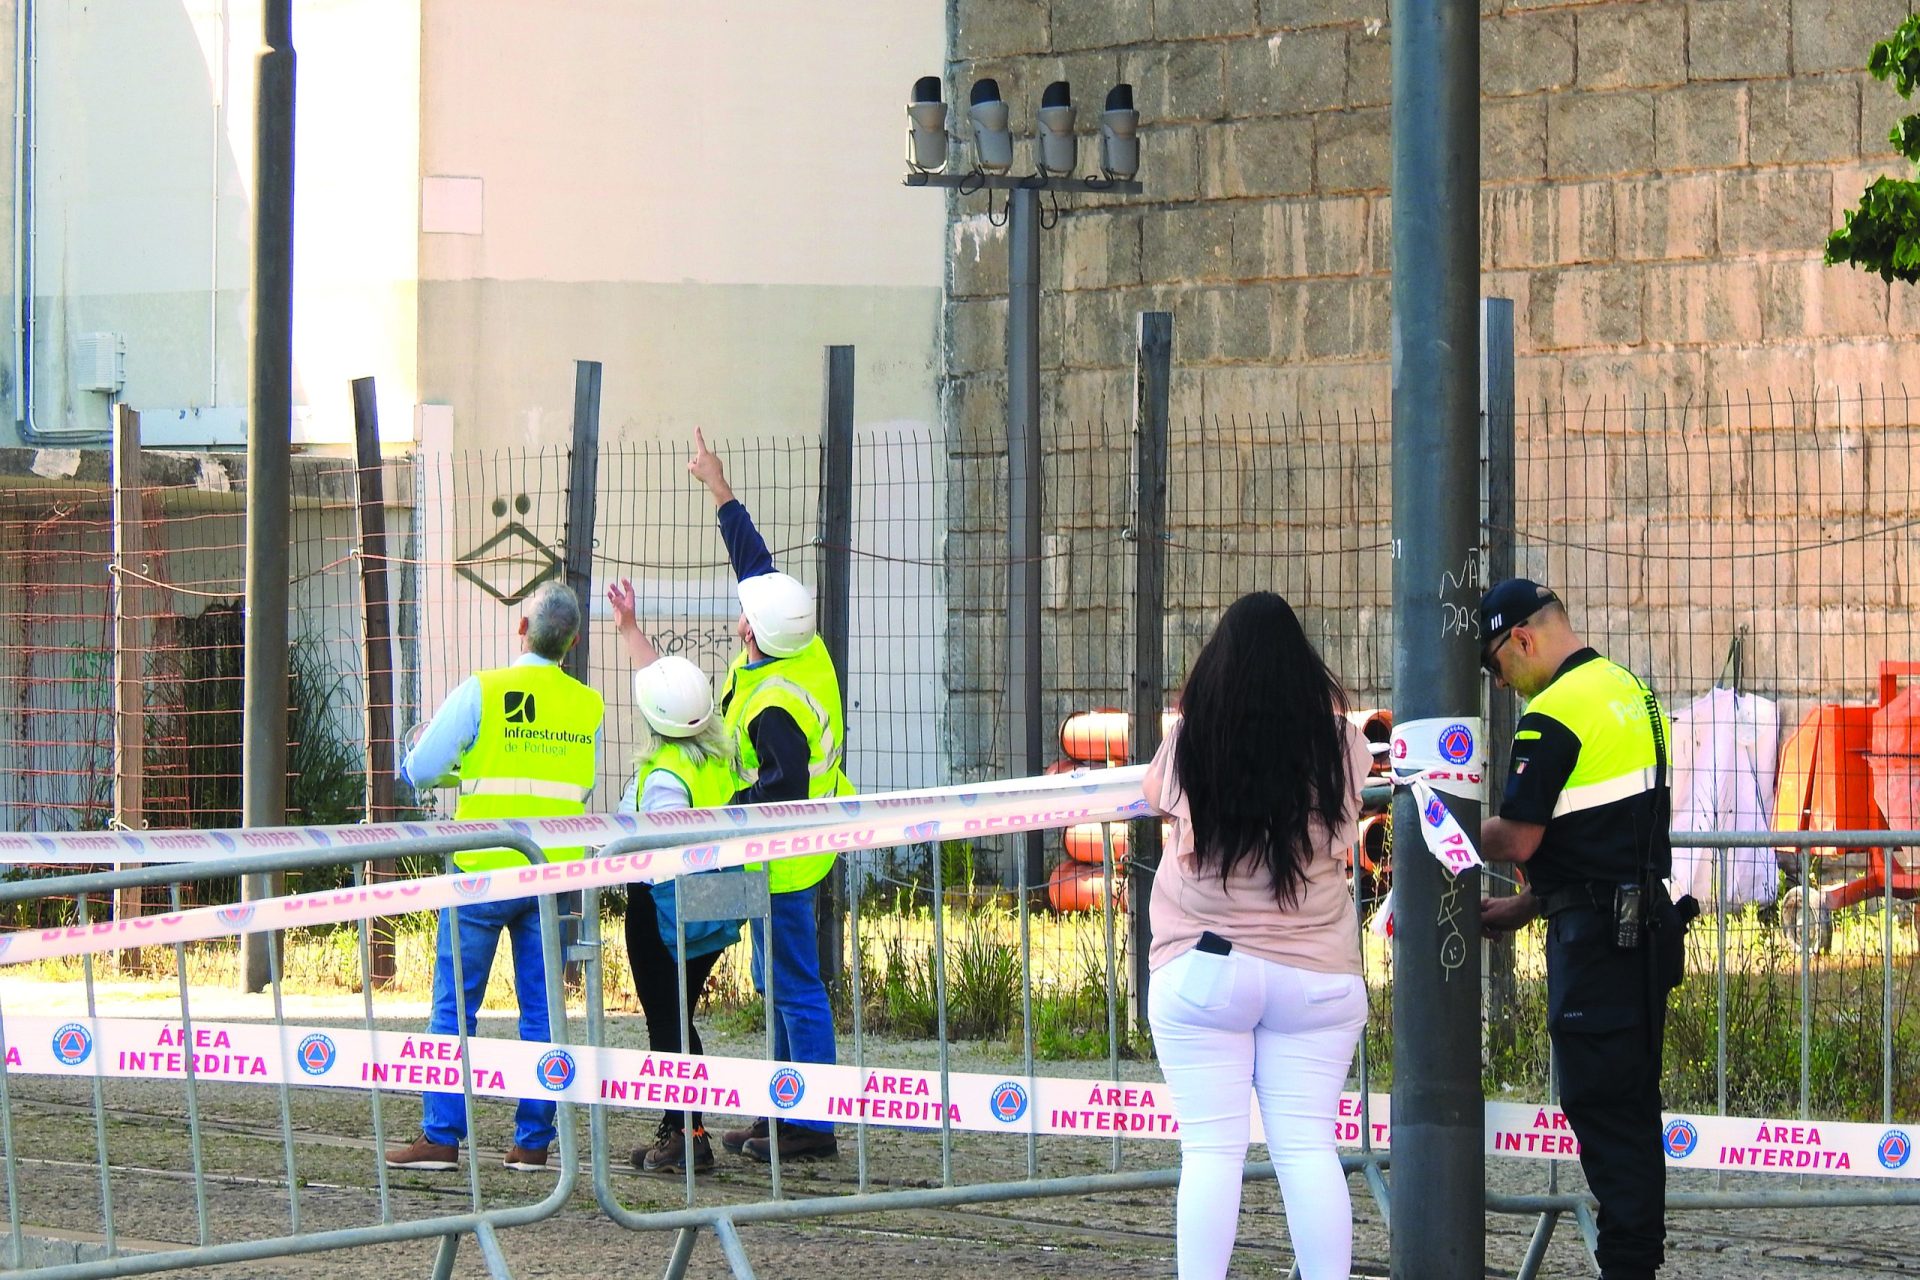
[2, 981, 1916, 1278]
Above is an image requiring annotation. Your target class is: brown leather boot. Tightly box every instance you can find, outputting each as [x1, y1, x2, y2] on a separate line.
[720, 1115, 768, 1155]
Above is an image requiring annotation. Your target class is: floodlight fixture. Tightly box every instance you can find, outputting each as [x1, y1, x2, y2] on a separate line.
[1099, 83, 1139, 181]
[1036, 81, 1076, 177]
[906, 75, 948, 173]
[968, 78, 1013, 174]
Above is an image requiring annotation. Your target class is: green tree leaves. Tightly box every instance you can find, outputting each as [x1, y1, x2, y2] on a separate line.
[1828, 16, 1920, 282]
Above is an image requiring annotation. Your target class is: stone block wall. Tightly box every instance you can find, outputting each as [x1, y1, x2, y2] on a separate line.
[939, 0, 1920, 786]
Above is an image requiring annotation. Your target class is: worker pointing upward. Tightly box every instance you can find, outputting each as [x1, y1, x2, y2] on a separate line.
[689, 427, 852, 1163]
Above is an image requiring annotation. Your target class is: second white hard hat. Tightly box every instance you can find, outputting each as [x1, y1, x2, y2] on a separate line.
[737, 572, 816, 658]
[633, 656, 715, 738]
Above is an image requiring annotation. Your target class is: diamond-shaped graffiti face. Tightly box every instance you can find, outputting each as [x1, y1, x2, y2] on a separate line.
[455, 499, 563, 606]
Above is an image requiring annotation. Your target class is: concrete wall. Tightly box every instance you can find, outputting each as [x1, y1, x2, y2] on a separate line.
[939, 0, 1920, 764]
[944, 0, 1920, 428]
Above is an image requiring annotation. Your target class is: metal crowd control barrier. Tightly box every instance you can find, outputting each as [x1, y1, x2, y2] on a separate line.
[578, 825, 1394, 1280]
[0, 813, 1912, 1279]
[1494, 830, 1920, 1280]
[0, 831, 580, 1280]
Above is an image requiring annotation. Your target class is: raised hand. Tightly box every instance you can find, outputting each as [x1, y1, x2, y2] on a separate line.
[606, 577, 639, 631]
[687, 428, 734, 505]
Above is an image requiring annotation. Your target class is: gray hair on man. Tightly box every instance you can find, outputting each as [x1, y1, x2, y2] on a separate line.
[523, 581, 582, 660]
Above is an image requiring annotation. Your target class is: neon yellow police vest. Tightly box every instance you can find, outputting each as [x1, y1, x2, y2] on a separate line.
[722, 636, 853, 893]
[452, 663, 604, 872]
[1523, 656, 1667, 821]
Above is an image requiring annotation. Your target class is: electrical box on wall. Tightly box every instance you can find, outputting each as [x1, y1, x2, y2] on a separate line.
[74, 332, 126, 392]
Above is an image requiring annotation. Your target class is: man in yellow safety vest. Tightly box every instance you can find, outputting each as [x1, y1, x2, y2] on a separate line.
[688, 429, 851, 1163]
[385, 580, 604, 1173]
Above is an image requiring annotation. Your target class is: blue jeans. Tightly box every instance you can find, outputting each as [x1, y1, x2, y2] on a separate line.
[748, 885, 837, 1133]
[422, 897, 557, 1152]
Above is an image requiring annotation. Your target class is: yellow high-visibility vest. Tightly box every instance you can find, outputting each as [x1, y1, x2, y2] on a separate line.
[640, 740, 738, 812]
[722, 635, 853, 893]
[452, 663, 604, 872]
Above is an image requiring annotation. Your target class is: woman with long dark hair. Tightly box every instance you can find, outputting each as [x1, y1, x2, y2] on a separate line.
[1145, 591, 1371, 1280]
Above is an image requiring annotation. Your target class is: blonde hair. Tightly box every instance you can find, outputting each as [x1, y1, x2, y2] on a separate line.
[632, 714, 735, 779]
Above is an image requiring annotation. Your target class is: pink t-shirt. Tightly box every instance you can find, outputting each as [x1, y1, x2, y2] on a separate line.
[1145, 718, 1370, 977]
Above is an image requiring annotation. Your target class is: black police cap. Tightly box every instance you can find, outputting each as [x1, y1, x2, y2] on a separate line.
[1479, 578, 1558, 647]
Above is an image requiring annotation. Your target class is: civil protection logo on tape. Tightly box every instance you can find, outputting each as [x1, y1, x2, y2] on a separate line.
[1878, 1128, 1913, 1170]
[52, 1023, 93, 1067]
[297, 1033, 337, 1076]
[1662, 1119, 1698, 1159]
[536, 1049, 577, 1092]
[769, 1067, 805, 1110]
[989, 1081, 1029, 1123]
[904, 820, 941, 842]
[1423, 795, 1449, 828]
[1438, 723, 1475, 765]
[217, 905, 256, 929]
[686, 844, 721, 870]
[452, 875, 493, 901]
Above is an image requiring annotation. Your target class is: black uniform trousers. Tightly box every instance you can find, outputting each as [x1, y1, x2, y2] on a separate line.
[1545, 903, 1669, 1280]
[625, 881, 724, 1133]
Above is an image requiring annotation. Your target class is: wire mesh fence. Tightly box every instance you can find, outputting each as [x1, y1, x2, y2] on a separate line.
[0, 461, 376, 922]
[1506, 392, 1920, 1121]
[0, 383, 1913, 1123]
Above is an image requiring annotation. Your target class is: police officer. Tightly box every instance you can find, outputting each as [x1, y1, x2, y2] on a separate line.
[688, 429, 852, 1163]
[386, 580, 604, 1173]
[1477, 579, 1687, 1280]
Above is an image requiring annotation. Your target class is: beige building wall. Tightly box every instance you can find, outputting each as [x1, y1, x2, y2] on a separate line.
[409, 1, 950, 798]
[415, 0, 946, 453]
[0, 0, 421, 449]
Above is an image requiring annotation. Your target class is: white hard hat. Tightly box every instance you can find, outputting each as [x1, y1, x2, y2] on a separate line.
[633, 656, 715, 737]
[737, 572, 816, 658]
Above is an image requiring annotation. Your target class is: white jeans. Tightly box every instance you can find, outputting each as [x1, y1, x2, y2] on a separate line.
[1148, 947, 1368, 1280]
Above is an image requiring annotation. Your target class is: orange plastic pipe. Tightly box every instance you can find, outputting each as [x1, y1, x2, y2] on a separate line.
[1048, 860, 1126, 912]
[1059, 707, 1179, 764]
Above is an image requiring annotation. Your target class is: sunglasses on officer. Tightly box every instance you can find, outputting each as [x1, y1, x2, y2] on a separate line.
[1480, 630, 1515, 677]
[1479, 590, 1558, 676]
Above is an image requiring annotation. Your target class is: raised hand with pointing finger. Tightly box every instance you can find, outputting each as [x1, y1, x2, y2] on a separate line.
[688, 428, 734, 508]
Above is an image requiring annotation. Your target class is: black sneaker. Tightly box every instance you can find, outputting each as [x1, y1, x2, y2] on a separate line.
[720, 1116, 768, 1155]
[636, 1123, 715, 1174]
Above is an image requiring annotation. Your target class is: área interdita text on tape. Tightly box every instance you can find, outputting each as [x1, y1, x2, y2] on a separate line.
[7, 1014, 1911, 1179]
